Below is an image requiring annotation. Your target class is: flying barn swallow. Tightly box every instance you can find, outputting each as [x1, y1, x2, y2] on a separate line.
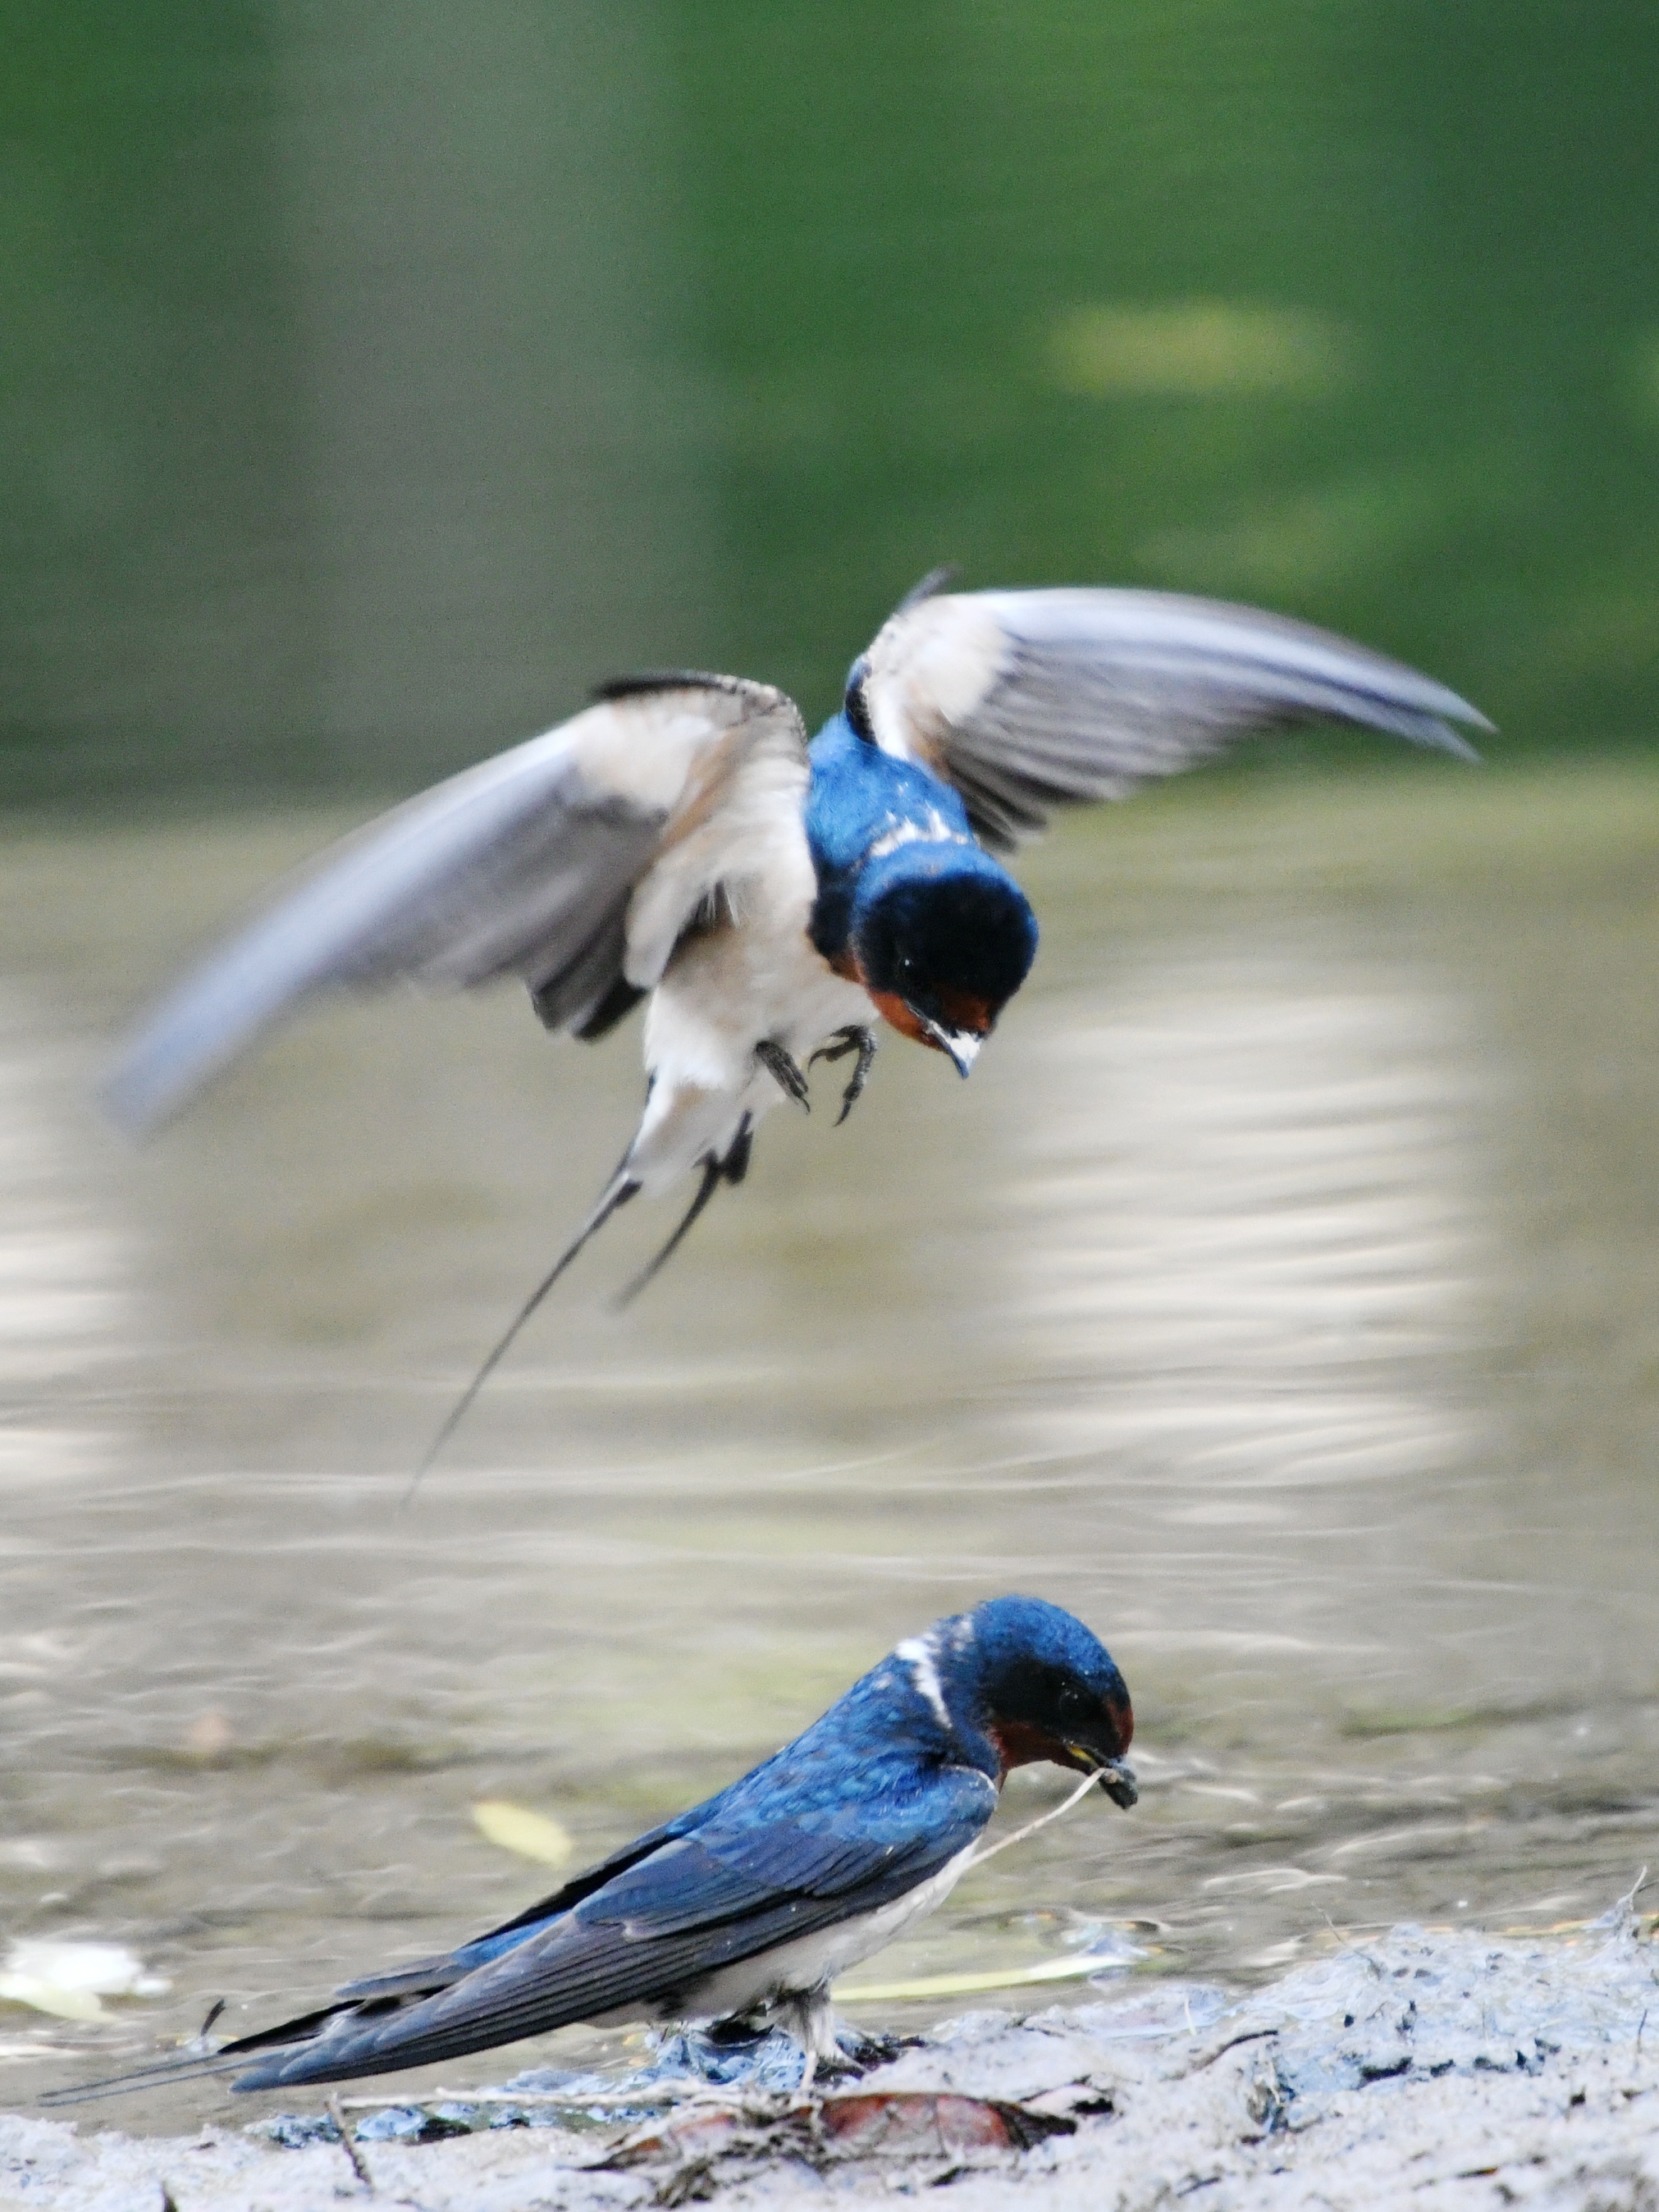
[107, 574, 1486, 1353]
[44, 1596, 1135, 2099]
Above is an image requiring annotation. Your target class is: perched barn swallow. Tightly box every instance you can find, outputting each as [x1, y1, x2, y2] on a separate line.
[45, 1595, 1134, 2099]
[107, 576, 1485, 1375]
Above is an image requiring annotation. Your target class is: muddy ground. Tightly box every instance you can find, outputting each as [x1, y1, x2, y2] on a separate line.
[6, 1907, 1659, 2210]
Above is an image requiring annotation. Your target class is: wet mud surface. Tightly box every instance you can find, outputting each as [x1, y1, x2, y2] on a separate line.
[7, 1908, 1659, 2210]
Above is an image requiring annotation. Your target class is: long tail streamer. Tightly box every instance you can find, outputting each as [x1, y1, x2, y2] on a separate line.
[404, 1170, 640, 1499]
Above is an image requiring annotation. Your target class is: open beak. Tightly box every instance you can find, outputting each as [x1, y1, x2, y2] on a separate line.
[1068, 1747, 1138, 1809]
[912, 1012, 982, 1078]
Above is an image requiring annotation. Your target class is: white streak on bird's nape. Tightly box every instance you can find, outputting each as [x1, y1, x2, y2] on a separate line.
[866, 811, 971, 861]
[893, 1632, 951, 1733]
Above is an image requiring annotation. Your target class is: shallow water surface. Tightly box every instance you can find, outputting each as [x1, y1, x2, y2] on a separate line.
[1, 766, 1657, 2125]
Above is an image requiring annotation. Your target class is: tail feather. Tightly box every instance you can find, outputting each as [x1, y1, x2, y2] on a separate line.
[40, 1982, 444, 2105]
[39, 2050, 249, 2108]
[406, 1166, 639, 1492]
[41, 1958, 487, 2106]
[409, 1106, 760, 1483]
[615, 1163, 720, 1309]
[613, 1112, 756, 1309]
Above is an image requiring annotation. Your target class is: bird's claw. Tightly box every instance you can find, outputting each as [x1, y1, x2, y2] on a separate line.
[808, 1026, 877, 1125]
[808, 1026, 867, 1067]
[809, 2049, 864, 2082]
[815, 2027, 915, 2081]
[755, 1040, 811, 1111]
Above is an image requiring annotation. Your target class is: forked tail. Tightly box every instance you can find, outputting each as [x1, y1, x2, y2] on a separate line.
[407, 1110, 758, 1492]
[39, 2047, 247, 2108]
[405, 1166, 640, 1496]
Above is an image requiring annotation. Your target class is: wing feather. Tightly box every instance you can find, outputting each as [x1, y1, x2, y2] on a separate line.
[861, 587, 1488, 849]
[227, 1777, 991, 2091]
[105, 679, 807, 1134]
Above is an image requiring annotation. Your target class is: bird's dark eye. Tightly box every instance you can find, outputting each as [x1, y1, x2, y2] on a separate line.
[1057, 1683, 1087, 1721]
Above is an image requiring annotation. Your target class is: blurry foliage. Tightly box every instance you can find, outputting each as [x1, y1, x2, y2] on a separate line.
[0, 2, 308, 799]
[2, 0, 1658, 802]
[674, 0, 1659, 736]
[1046, 302, 1351, 404]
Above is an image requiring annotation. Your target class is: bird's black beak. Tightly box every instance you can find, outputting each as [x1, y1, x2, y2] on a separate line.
[912, 1011, 982, 1078]
[1097, 1757, 1138, 1809]
[1063, 1744, 1137, 1808]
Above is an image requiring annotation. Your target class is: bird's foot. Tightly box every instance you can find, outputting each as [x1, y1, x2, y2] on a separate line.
[825, 2026, 917, 2077]
[795, 2027, 916, 2090]
[755, 1040, 811, 1112]
[807, 2046, 871, 2084]
[808, 1026, 877, 1125]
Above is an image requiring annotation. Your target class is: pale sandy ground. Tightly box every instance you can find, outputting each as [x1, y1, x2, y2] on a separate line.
[5, 1912, 1658, 2211]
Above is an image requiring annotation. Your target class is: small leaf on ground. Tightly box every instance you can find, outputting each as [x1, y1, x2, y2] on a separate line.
[472, 1799, 574, 1867]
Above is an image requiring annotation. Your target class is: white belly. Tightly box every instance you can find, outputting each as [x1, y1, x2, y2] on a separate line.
[628, 848, 873, 1193]
[648, 1843, 978, 2026]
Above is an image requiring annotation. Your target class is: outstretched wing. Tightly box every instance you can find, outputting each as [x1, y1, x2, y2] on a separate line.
[106, 675, 809, 1135]
[225, 1772, 992, 2091]
[857, 587, 1488, 850]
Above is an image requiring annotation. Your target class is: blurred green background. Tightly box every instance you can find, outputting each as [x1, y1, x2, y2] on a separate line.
[6, 0, 1658, 806]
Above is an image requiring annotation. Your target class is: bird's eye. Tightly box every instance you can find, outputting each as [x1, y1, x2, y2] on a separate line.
[1057, 1684, 1087, 1720]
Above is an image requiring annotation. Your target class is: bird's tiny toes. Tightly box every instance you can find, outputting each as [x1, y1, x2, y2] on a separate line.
[830, 1029, 878, 1125]
[755, 1040, 811, 1111]
[830, 2026, 910, 2073]
[812, 2048, 868, 2082]
[808, 1026, 859, 1068]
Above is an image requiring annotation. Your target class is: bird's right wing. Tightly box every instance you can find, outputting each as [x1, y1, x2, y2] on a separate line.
[105, 674, 809, 1136]
[858, 586, 1488, 850]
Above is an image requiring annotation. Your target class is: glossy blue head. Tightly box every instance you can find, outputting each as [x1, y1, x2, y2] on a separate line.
[915, 1594, 1136, 1803]
[848, 843, 1039, 1077]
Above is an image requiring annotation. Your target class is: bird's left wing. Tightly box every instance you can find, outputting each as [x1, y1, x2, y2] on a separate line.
[858, 586, 1488, 850]
[219, 1767, 995, 2090]
[37, 1773, 994, 2104]
[106, 674, 808, 1134]
[34, 1811, 701, 2106]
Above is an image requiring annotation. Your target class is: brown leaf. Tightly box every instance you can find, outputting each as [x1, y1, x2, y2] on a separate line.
[607, 2109, 747, 2170]
[609, 2090, 1076, 2179]
[818, 2090, 1077, 2157]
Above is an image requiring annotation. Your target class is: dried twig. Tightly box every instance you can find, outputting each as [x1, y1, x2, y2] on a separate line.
[336, 2082, 675, 2113]
[1183, 2028, 1278, 2075]
[327, 2093, 375, 2192]
[964, 1771, 1100, 1868]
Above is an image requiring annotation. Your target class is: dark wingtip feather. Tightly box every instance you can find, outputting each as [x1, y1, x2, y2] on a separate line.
[1353, 677, 1489, 761]
[891, 564, 961, 616]
[1397, 711, 1486, 762]
[590, 670, 752, 703]
[1424, 721, 1484, 762]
